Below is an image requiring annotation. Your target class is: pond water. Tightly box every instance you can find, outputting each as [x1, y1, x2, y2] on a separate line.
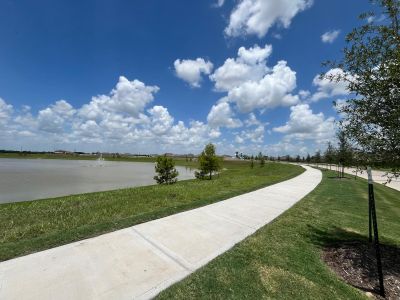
[0, 158, 195, 204]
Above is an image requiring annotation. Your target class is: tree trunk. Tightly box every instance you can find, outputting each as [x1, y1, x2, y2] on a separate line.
[209, 171, 212, 180]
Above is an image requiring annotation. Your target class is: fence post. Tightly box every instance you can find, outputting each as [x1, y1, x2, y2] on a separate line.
[367, 167, 385, 297]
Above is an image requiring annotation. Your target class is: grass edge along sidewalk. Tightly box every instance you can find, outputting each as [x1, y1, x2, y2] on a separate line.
[157, 169, 400, 300]
[0, 162, 303, 262]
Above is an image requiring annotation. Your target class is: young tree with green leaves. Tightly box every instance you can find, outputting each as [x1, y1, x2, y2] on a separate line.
[195, 143, 221, 180]
[314, 150, 322, 165]
[327, 0, 400, 179]
[153, 155, 179, 184]
[258, 152, 265, 167]
[324, 142, 336, 170]
[337, 130, 353, 178]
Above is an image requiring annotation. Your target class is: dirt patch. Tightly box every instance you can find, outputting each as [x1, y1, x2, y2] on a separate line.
[322, 241, 400, 299]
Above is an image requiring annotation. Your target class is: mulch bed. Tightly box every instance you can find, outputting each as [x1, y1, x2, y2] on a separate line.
[322, 241, 400, 299]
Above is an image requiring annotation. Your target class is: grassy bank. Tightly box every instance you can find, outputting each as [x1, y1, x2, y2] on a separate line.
[0, 162, 303, 262]
[158, 169, 400, 300]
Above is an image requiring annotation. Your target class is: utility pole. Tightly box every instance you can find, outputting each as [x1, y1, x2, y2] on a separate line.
[367, 167, 385, 297]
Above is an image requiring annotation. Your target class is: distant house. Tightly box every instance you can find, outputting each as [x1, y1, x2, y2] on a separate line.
[78, 153, 92, 156]
[54, 150, 72, 155]
[222, 155, 235, 161]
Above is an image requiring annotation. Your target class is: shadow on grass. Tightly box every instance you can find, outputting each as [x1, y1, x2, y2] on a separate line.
[308, 226, 400, 299]
[326, 176, 355, 180]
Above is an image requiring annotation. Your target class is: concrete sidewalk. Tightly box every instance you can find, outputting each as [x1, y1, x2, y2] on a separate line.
[317, 164, 400, 192]
[0, 166, 322, 300]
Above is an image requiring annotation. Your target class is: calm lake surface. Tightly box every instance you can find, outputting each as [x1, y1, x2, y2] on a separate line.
[0, 158, 195, 204]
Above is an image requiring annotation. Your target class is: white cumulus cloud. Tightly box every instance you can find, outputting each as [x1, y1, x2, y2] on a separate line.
[79, 76, 159, 120]
[0, 98, 13, 125]
[244, 113, 262, 127]
[321, 30, 340, 43]
[207, 102, 242, 128]
[210, 57, 266, 92]
[148, 105, 174, 135]
[225, 0, 313, 38]
[237, 44, 272, 65]
[228, 61, 298, 113]
[37, 100, 75, 133]
[210, 44, 299, 113]
[0, 76, 226, 153]
[174, 58, 214, 88]
[235, 125, 265, 144]
[273, 103, 335, 143]
[215, 0, 225, 7]
[311, 68, 352, 102]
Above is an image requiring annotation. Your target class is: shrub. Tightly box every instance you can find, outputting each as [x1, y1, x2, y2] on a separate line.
[194, 170, 207, 179]
[258, 152, 265, 167]
[153, 155, 179, 184]
[197, 143, 221, 180]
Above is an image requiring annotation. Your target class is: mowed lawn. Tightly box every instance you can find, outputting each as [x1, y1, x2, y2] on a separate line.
[0, 161, 303, 261]
[157, 169, 400, 300]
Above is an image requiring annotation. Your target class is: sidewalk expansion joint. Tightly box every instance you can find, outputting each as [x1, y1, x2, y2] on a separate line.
[131, 227, 192, 272]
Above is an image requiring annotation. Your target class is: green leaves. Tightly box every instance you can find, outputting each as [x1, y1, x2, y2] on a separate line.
[330, 0, 400, 176]
[196, 143, 222, 180]
[154, 155, 179, 185]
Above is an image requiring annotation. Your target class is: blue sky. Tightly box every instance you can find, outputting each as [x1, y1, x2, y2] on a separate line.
[0, 0, 377, 155]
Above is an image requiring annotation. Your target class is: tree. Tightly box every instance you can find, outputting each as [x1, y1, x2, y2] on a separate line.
[196, 143, 221, 180]
[351, 149, 364, 179]
[324, 142, 336, 170]
[337, 130, 353, 178]
[296, 155, 301, 163]
[153, 155, 179, 184]
[258, 152, 265, 167]
[250, 157, 254, 169]
[327, 0, 400, 179]
[306, 153, 311, 163]
[314, 150, 322, 164]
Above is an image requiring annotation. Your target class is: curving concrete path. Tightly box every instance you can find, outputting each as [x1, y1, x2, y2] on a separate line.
[316, 164, 400, 192]
[0, 165, 322, 300]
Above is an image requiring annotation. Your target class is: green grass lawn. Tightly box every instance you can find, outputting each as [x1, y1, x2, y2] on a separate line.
[0, 162, 303, 262]
[157, 169, 400, 300]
